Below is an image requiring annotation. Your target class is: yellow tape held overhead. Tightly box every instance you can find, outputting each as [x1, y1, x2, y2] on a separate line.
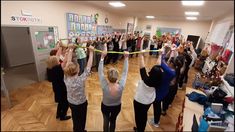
[58, 38, 161, 55]
[76, 45, 160, 55]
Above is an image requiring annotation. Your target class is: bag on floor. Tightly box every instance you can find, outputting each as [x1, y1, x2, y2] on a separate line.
[212, 88, 227, 99]
[186, 92, 207, 105]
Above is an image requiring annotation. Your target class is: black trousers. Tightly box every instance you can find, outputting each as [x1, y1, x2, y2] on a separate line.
[56, 100, 69, 119]
[149, 45, 154, 55]
[69, 101, 88, 132]
[105, 53, 113, 64]
[162, 84, 178, 111]
[134, 100, 151, 132]
[153, 100, 161, 124]
[101, 103, 121, 132]
[179, 66, 190, 87]
[130, 46, 135, 57]
[112, 53, 119, 63]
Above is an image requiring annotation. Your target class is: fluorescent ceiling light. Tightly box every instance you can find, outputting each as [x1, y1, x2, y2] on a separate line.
[182, 1, 205, 6]
[185, 11, 199, 16]
[146, 16, 155, 19]
[186, 17, 197, 20]
[109, 2, 126, 7]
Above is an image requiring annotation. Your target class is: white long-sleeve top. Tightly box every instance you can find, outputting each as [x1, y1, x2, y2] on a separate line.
[189, 49, 197, 67]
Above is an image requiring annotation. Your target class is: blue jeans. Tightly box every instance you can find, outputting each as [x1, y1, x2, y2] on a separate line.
[77, 58, 86, 75]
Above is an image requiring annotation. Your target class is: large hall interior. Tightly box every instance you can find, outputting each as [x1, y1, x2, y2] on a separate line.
[1, 1, 234, 131]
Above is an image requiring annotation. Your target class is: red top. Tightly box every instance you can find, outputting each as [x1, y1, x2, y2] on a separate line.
[136, 37, 142, 48]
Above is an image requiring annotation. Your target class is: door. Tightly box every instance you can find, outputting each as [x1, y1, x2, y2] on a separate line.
[1, 27, 34, 67]
[29, 26, 59, 81]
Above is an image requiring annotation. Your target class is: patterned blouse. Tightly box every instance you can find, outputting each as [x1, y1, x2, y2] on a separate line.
[64, 68, 90, 105]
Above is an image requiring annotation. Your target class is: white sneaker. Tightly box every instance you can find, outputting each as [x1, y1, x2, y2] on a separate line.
[148, 118, 160, 128]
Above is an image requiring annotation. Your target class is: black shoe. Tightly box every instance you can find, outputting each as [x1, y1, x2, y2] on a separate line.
[56, 115, 60, 119]
[133, 127, 137, 132]
[161, 111, 166, 116]
[60, 116, 71, 121]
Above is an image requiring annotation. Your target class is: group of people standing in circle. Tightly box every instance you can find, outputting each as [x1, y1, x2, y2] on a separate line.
[46, 32, 197, 132]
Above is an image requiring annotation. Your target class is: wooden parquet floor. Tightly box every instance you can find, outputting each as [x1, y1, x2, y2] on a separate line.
[1, 55, 196, 131]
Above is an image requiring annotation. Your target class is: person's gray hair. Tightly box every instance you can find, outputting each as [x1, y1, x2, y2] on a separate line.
[107, 68, 119, 83]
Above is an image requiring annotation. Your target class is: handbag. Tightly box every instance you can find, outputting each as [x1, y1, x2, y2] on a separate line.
[212, 88, 227, 99]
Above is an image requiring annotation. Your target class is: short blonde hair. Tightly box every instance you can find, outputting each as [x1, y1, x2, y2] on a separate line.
[46, 56, 59, 69]
[64, 62, 79, 77]
[107, 68, 119, 83]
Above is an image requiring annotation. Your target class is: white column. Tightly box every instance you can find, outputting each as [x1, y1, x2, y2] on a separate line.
[133, 16, 138, 33]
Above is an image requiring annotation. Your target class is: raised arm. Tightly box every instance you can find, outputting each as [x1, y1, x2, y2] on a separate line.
[119, 51, 129, 88]
[140, 37, 144, 50]
[61, 50, 68, 69]
[138, 50, 149, 83]
[147, 39, 151, 50]
[55, 41, 63, 57]
[86, 45, 94, 70]
[139, 50, 145, 69]
[160, 48, 176, 78]
[98, 43, 108, 89]
[63, 44, 74, 68]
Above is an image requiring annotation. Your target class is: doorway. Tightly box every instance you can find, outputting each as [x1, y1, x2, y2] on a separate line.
[1, 26, 58, 110]
[1, 27, 37, 92]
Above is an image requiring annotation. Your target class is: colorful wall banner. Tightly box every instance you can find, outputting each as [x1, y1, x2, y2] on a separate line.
[156, 27, 181, 37]
[66, 13, 97, 43]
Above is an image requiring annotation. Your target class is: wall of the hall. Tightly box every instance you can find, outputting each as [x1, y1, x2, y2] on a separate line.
[209, 10, 234, 33]
[1, 1, 134, 38]
[137, 19, 212, 49]
[209, 11, 234, 74]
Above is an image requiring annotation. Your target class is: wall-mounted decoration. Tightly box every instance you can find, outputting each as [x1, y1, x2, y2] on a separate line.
[74, 14, 79, 22]
[35, 31, 55, 50]
[66, 13, 97, 43]
[127, 23, 134, 34]
[113, 29, 126, 34]
[78, 16, 82, 23]
[94, 13, 99, 24]
[87, 16, 91, 24]
[146, 25, 151, 30]
[80, 24, 85, 31]
[82, 16, 86, 24]
[11, 15, 42, 24]
[76, 23, 81, 31]
[85, 24, 88, 31]
[156, 27, 181, 37]
[105, 17, 108, 24]
[97, 25, 113, 36]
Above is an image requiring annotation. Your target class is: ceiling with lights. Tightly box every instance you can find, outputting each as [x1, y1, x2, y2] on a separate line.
[86, 1, 234, 21]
